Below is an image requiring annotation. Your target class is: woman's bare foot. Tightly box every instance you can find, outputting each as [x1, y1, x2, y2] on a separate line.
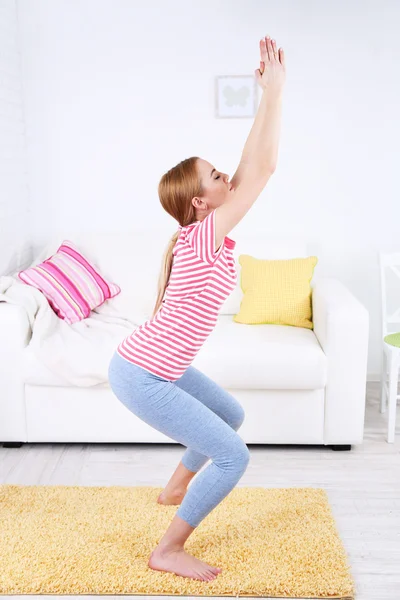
[157, 488, 187, 506]
[148, 546, 222, 581]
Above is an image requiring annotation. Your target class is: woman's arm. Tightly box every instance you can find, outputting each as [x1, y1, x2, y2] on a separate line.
[231, 36, 285, 184]
[242, 87, 283, 171]
[230, 90, 283, 188]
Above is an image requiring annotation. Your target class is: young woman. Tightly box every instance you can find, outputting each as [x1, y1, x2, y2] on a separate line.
[108, 36, 286, 582]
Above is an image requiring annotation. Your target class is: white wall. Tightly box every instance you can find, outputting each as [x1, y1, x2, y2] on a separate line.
[0, 0, 31, 276]
[15, 0, 400, 379]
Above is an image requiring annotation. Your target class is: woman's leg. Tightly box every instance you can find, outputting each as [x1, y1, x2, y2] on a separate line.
[174, 365, 246, 473]
[158, 365, 246, 503]
[108, 352, 250, 580]
[157, 459, 197, 505]
[109, 355, 250, 526]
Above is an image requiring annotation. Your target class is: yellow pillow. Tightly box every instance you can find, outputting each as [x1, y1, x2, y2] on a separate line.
[233, 255, 318, 329]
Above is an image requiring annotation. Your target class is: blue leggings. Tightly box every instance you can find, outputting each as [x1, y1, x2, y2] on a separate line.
[107, 351, 250, 528]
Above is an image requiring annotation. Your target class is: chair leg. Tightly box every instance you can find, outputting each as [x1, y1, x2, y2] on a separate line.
[380, 349, 387, 414]
[387, 351, 399, 443]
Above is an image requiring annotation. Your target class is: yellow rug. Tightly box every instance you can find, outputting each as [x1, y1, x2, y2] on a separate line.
[0, 485, 355, 598]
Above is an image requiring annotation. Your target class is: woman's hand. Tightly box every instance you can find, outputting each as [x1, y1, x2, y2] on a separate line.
[255, 36, 286, 92]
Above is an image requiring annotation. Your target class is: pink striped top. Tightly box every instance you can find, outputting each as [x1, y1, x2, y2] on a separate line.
[116, 208, 237, 381]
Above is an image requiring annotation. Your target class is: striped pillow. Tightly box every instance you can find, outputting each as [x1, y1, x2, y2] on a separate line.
[17, 239, 121, 324]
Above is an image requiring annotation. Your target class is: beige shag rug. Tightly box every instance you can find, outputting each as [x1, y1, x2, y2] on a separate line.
[0, 484, 354, 598]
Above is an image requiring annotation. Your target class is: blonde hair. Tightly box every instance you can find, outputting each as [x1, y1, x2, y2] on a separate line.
[151, 156, 204, 319]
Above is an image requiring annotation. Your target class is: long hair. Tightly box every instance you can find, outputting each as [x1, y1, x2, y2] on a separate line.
[151, 156, 204, 319]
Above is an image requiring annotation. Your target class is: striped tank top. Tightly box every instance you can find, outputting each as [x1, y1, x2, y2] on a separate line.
[116, 208, 237, 381]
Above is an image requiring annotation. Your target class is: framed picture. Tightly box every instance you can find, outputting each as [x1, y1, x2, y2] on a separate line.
[215, 75, 258, 118]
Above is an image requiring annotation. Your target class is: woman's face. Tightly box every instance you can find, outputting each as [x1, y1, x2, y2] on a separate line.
[193, 158, 234, 218]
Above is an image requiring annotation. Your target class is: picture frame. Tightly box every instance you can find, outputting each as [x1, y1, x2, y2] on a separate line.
[215, 75, 258, 119]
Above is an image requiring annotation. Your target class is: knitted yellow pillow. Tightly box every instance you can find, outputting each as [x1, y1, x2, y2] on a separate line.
[233, 255, 318, 329]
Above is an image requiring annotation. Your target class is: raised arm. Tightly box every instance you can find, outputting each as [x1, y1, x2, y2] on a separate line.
[230, 36, 286, 189]
[215, 36, 286, 246]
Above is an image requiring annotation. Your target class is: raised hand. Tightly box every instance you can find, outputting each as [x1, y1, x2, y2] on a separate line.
[255, 36, 286, 92]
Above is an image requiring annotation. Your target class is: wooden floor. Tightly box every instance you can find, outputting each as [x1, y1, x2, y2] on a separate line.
[1, 381, 399, 600]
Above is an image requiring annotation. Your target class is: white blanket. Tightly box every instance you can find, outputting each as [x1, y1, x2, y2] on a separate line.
[0, 274, 148, 387]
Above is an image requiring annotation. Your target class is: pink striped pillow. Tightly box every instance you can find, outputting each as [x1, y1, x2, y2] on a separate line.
[17, 239, 121, 324]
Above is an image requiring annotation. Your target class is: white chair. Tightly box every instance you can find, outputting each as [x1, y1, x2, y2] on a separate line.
[379, 252, 400, 443]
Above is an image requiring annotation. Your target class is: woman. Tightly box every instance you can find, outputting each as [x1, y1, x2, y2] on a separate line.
[108, 36, 286, 582]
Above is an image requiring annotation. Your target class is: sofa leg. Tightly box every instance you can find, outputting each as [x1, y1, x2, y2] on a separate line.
[329, 444, 352, 451]
[2, 442, 23, 448]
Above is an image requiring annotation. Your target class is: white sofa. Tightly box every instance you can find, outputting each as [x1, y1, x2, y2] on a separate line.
[0, 229, 369, 451]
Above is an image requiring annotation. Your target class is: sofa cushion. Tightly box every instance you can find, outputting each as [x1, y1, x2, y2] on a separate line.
[220, 233, 311, 315]
[21, 313, 326, 389]
[18, 240, 121, 324]
[29, 231, 169, 324]
[192, 315, 327, 390]
[233, 255, 318, 329]
[22, 344, 69, 386]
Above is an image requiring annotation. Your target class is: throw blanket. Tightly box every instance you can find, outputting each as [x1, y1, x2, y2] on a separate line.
[0, 275, 147, 387]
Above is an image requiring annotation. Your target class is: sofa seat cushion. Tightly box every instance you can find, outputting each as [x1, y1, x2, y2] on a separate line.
[192, 315, 327, 390]
[21, 315, 327, 390]
[22, 344, 72, 386]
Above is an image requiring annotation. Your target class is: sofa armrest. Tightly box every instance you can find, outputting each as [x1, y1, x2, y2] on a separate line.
[0, 303, 32, 442]
[312, 278, 369, 445]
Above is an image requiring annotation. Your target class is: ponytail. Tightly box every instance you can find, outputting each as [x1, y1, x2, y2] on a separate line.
[151, 229, 180, 319]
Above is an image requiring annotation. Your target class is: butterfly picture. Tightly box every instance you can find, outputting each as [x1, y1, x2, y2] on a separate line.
[215, 75, 258, 119]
